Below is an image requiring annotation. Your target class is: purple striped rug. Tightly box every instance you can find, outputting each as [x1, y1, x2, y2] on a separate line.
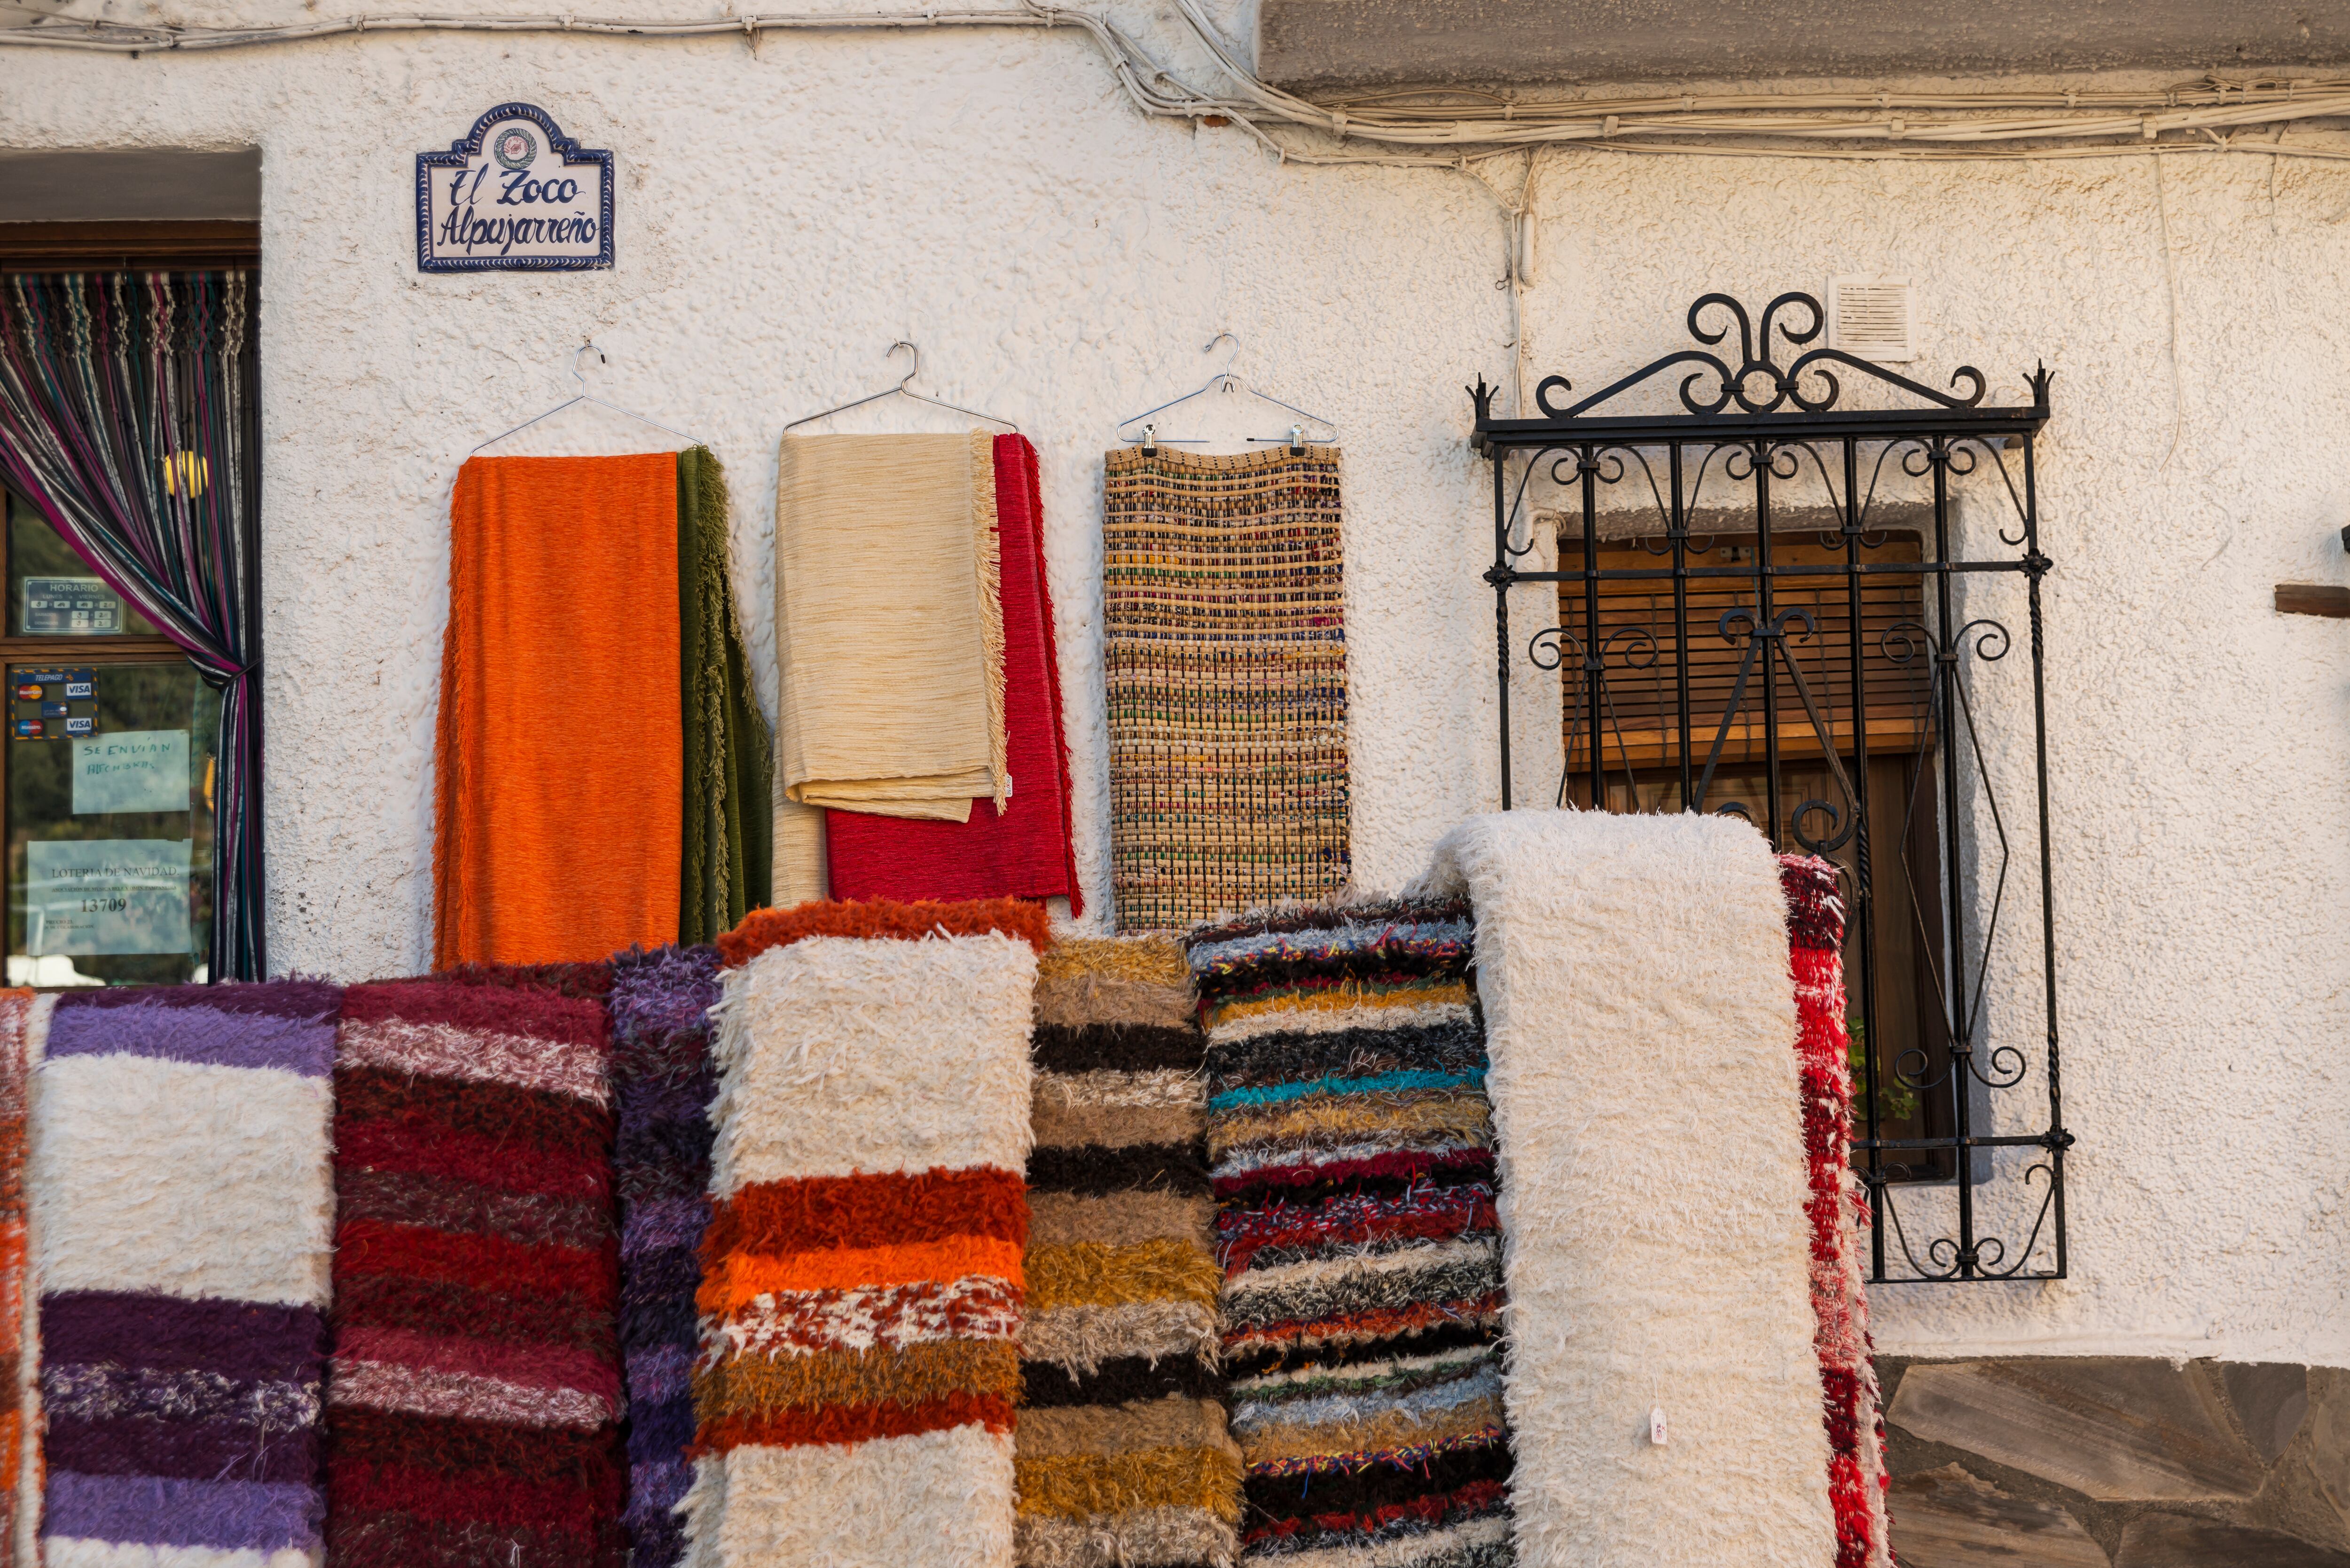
[30, 982, 340, 1566]
[608, 944, 721, 1568]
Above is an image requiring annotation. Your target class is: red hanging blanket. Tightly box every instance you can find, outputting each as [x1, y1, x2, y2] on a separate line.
[825, 435, 1082, 914]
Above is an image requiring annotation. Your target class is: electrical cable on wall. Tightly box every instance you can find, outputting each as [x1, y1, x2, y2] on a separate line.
[2153, 154, 2189, 477]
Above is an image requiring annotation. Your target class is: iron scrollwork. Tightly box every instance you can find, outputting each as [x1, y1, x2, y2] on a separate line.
[1473, 290, 2068, 1287]
[1530, 290, 1992, 423]
[1535, 624, 1659, 810]
[1693, 606, 1860, 856]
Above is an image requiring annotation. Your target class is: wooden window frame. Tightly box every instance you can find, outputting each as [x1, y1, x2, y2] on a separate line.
[0, 220, 259, 273]
[0, 221, 261, 983]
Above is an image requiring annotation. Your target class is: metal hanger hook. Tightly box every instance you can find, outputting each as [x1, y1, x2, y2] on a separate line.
[470, 340, 700, 458]
[784, 338, 1016, 433]
[1204, 331, 1240, 392]
[1115, 329, 1330, 448]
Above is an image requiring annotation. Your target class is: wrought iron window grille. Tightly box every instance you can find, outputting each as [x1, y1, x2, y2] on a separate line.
[1468, 290, 2072, 1285]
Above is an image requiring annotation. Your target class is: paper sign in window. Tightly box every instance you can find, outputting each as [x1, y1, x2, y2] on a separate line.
[24, 838, 192, 956]
[71, 729, 189, 815]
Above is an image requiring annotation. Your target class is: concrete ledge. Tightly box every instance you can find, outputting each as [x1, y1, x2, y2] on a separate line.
[1255, 0, 2350, 90]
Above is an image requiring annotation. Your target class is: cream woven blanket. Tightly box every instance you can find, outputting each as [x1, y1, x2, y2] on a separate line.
[773, 431, 1007, 901]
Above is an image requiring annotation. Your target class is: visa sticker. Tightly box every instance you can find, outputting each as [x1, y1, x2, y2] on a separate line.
[63, 717, 92, 735]
[63, 681, 91, 699]
[39, 702, 66, 718]
[13, 720, 40, 739]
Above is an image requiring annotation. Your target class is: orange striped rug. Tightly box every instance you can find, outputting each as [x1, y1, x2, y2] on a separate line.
[684, 900, 1041, 1568]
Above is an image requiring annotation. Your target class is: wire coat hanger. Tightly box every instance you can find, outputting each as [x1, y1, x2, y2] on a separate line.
[470, 343, 703, 457]
[785, 341, 1020, 433]
[1115, 332, 1339, 454]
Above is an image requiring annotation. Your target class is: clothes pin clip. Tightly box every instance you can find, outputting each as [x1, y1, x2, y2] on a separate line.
[1142, 421, 1157, 454]
[1287, 422, 1304, 455]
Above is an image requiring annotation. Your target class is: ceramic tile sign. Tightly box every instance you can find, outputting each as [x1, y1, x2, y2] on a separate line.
[417, 101, 613, 272]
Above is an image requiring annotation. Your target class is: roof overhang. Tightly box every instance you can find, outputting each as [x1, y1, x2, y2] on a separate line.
[1256, 0, 2350, 90]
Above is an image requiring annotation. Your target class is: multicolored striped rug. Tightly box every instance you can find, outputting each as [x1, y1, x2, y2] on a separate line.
[325, 979, 627, 1567]
[1017, 937, 1240, 1567]
[1185, 902, 1513, 1566]
[686, 899, 1046, 1568]
[1780, 856, 1892, 1568]
[609, 944, 723, 1568]
[31, 983, 341, 1567]
[1102, 445, 1349, 931]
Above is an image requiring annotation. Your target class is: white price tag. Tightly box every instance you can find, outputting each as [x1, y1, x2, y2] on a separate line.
[1649, 1405, 1668, 1446]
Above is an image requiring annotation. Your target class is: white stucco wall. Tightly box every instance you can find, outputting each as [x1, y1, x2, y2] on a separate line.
[4, 16, 2347, 1372]
[1513, 148, 2350, 1371]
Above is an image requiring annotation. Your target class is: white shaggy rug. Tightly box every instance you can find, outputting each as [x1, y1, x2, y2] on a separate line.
[1422, 811, 1837, 1568]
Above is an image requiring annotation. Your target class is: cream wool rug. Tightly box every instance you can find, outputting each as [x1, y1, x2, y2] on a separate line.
[1421, 811, 1837, 1568]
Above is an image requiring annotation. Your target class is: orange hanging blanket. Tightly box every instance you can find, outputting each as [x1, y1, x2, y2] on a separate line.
[434, 452, 683, 966]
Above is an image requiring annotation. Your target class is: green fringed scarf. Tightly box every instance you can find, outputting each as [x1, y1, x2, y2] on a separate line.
[678, 446, 774, 942]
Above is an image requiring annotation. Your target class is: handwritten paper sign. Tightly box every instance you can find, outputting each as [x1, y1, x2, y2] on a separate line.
[25, 838, 192, 956]
[417, 102, 613, 273]
[72, 729, 189, 816]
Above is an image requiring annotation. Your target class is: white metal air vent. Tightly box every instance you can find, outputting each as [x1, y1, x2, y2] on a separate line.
[1827, 275, 1915, 363]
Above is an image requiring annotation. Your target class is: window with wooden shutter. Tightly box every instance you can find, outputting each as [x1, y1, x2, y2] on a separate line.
[1557, 526, 1954, 1180]
[1555, 529, 1931, 780]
